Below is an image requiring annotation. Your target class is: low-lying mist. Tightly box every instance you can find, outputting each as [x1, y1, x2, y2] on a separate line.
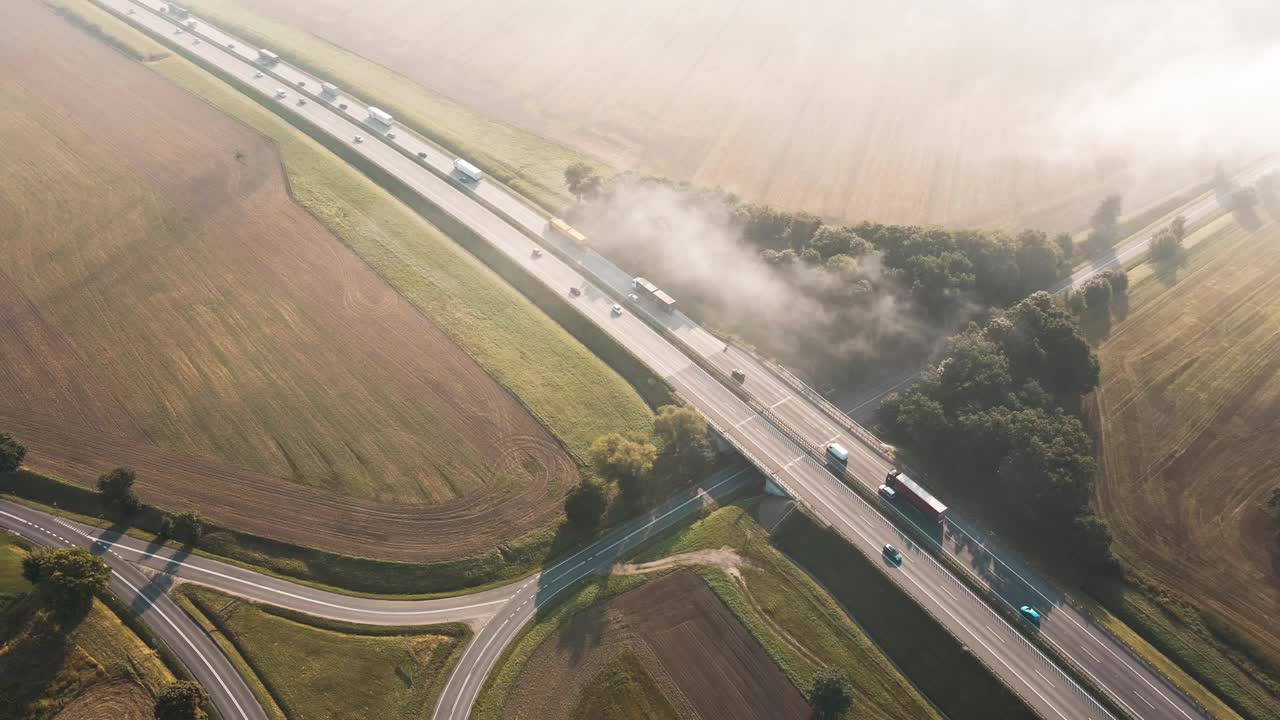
[571, 179, 938, 378]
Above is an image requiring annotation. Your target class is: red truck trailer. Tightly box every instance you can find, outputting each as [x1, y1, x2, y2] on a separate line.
[885, 469, 947, 522]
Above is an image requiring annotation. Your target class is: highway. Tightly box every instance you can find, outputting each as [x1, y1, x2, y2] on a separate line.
[89, 1, 1217, 718]
[0, 504, 268, 720]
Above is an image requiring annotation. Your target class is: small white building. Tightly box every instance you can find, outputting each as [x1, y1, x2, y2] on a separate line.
[366, 107, 394, 127]
[256, 48, 280, 65]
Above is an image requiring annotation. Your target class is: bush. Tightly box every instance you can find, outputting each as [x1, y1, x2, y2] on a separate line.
[96, 467, 140, 513]
[24, 547, 110, 616]
[563, 480, 609, 534]
[0, 432, 26, 473]
[154, 680, 210, 720]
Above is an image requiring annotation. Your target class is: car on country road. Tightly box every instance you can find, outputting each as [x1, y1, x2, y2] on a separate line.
[883, 544, 903, 566]
[1019, 606, 1042, 628]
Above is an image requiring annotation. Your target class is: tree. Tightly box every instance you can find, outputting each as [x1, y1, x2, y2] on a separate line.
[155, 680, 210, 720]
[25, 547, 110, 615]
[1082, 276, 1113, 311]
[1102, 269, 1128, 295]
[96, 467, 141, 512]
[590, 433, 658, 509]
[564, 162, 603, 200]
[157, 514, 176, 541]
[0, 431, 26, 473]
[563, 480, 609, 534]
[1150, 216, 1187, 262]
[174, 511, 204, 546]
[654, 405, 714, 475]
[808, 668, 853, 720]
[1087, 194, 1123, 254]
[1054, 232, 1075, 260]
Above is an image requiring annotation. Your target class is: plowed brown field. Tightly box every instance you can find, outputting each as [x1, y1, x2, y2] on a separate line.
[0, 1, 575, 558]
[1093, 220, 1280, 683]
[501, 571, 810, 720]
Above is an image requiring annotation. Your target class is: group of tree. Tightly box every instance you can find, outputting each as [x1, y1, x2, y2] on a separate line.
[878, 292, 1118, 577]
[565, 405, 714, 534]
[0, 431, 26, 473]
[21, 546, 111, 617]
[158, 510, 205, 547]
[808, 668, 853, 719]
[1065, 269, 1128, 318]
[1086, 194, 1124, 256]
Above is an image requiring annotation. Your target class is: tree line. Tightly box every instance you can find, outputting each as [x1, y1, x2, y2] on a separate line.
[878, 292, 1118, 576]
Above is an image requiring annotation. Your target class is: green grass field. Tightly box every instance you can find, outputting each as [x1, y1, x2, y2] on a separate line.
[167, 0, 605, 215]
[570, 651, 681, 720]
[0, 535, 34, 597]
[179, 585, 469, 720]
[475, 500, 941, 720]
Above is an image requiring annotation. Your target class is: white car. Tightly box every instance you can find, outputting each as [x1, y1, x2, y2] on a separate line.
[387, 131, 397, 140]
[274, 89, 287, 99]
[253, 71, 263, 79]
[531, 248, 543, 258]
[611, 304, 623, 316]
[627, 293, 639, 303]
[352, 135, 364, 144]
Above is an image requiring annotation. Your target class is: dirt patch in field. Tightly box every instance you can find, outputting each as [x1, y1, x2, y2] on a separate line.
[52, 681, 154, 720]
[610, 548, 746, 580]
[502, 570, 809, 720]
[1093, 220, 1280, 672]
[0, 0, 575, 558]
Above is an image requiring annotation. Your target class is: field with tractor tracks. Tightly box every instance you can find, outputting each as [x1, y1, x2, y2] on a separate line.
[1092, 217, 1280, 715]
[176, 0, 1228, 231]
[0, 0, 657, 563]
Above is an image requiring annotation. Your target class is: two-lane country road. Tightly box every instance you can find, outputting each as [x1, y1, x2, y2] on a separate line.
[0, 504, 268, 720]
[86, 1, 1217, 717]
[1, 465, 753, 717]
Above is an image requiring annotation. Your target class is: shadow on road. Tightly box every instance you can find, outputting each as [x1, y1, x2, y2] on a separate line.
[88, 526, 191, 616]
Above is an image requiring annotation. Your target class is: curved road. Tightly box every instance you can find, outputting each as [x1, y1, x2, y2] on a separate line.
[1, 505, 268, 720]
[68, 1, 1236, 718]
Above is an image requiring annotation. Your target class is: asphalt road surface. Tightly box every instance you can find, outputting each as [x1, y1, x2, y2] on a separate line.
[90, 2, 1220, 718]
[1, 465, 751, 719]
[0, 504, 268, 720]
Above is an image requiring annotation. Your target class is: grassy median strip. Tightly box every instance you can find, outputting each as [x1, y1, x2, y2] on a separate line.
[773, 510, 1039, 720]
[178, 585, 470, 720]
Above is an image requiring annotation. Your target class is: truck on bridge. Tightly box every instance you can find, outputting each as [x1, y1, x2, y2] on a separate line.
[632, 277, 676, 313]
[885, 469, 947, 522]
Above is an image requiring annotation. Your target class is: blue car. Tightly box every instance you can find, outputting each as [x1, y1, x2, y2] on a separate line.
[1018, 606, 1042, 628]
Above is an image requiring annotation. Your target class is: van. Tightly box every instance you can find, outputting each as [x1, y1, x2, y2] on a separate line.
[825, 443, 849, 466]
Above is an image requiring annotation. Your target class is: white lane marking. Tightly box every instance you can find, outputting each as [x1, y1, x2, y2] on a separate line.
[113, 572, 250, 720]
[2, 510, 507, 618]
[1081, 646, 1101, 663]
[450, 615, 510, 719]
[987, 626, 1004, 642]
[769, 396, 791, 409]
[939, 584, 958, 601]
[1135, 692, 1156, 710]
[1035, 669, 1057, 689]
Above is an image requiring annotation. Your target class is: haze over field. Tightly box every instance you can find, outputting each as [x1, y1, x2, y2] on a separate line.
[224, 0, 1275, 229]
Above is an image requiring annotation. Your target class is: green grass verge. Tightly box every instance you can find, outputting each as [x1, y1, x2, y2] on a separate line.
[772, 510, 1038, 720]
[180, 585, 469, 720]
[475, 501, 941, 720]
[0, 534, 34, 597]
[1, 470, 580, 597]
[570, 650, 681, 720]
[168, 0, 607, 215]
[42, 0, 169, 61]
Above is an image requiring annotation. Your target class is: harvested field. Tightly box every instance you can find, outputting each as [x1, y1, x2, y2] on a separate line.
[1092, 218, 1280, 711]
[499, 570, 809, 720]
[0, 0, 594, 560]
[182, 0, 1228, 230]
[51, 681, 154, 720]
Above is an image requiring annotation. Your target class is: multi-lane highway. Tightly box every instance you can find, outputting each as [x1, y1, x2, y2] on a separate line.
[0, 504, 268, 720]
[82, 1, 1219, 718]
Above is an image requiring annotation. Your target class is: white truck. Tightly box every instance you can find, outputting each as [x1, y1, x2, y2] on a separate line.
[454, 158, 483, 183]
[367, 107, 394, 127]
